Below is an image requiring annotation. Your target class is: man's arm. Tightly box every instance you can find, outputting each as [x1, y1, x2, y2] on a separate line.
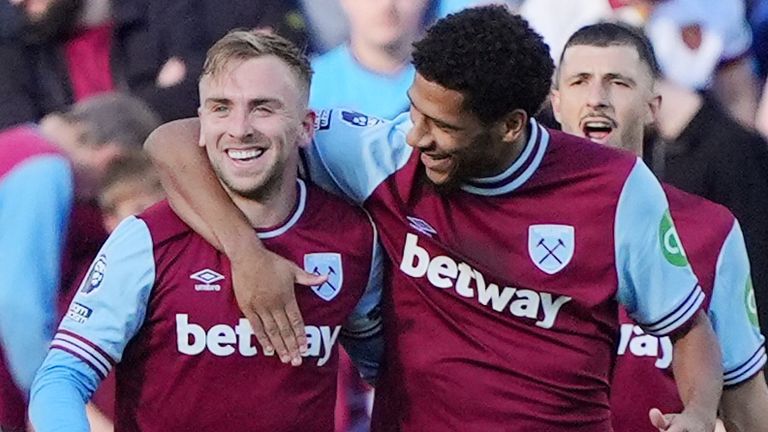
[720, 372, 768, 432]
[649, 310, 722, 432]
[144, 119, 324, 365]
[29, 216, 155, 431]
[339, 215, 385, 384]
[709, 220, 768, 432]
[0, 155, 72, 394]
[615, 159, 721, 431]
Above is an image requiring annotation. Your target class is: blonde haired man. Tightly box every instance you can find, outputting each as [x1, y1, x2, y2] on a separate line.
[29, 30, 383, 432]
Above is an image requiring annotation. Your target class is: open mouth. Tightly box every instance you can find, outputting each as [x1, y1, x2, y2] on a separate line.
[226, 148, 265, 162]
[581, 120, 614, 141]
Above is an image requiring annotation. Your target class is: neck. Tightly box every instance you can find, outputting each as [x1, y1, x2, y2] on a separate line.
[483, 123, 531, 178]
[348, 37, 411, 75]
[229, 176, 298, 230]
[655, 79, 703, 141]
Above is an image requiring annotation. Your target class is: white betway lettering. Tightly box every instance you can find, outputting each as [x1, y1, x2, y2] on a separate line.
[176, 314, 340, 366]
[616, 323, 673, 369]
[399, 233, 572, 329]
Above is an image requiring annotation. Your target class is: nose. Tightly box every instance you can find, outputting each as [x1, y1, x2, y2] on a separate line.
[586, 81, 610, 109]
[226, 107, 254, 141]
[406, 112, 434, 150]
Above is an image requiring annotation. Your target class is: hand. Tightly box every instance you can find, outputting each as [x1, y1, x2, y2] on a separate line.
[156, 57, 187, 88]
[231, 248, 327, 366]
[650, 408, 715, 432]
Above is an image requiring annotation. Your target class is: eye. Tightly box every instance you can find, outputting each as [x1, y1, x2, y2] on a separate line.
[253, 105, 274, 115]
[569, 78, 585, 87]
[612, 80, 630, 88]
[211, 104, 229, 115]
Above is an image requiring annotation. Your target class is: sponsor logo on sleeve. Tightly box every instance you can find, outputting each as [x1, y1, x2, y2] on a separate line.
[746, 277, 760, 327]
[340, 110, 382, 128]
[314, 109, 332, 130]
[528, 224, 575, 275]
[304, 253, 343, 301]
[80, 255, 107, 295]
[659, 210, 688, 267]
[66, 302, 93, 324]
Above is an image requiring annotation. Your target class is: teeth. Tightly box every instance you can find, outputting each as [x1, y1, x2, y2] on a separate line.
[228, 149, 264, 160]
[584, 121, 612, 129]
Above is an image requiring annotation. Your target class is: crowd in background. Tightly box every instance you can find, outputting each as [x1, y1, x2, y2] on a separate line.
[1, 0, 768, 431]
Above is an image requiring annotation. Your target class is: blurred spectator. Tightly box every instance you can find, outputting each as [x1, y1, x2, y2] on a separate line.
[114, 0, 309, 122]
[300, 0, 347, 53]
[111, 0, 201, 122]
[750, 0, 768, 80]
[197, 0, 308, 49]
[644, 0, 759, 127]
[649, 79, 768, 338]
[521, 0, 613, 62]
[98, 152, 164, 233]
[310, 0, 435, 119]
[437, 0, 522, 17]
[0, 0, 115, 129]
[0, 125, 73, 432]
[30, 92, 159, 428]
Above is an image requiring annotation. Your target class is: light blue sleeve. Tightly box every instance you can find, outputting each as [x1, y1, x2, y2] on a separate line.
[305, 109, 414, 204]
[339, 212, 384, 384]
[28, 216, 156, 432]
[709, 220, 767, 386]
[614, 159, 704, 336]
[0, 155, 72, 393]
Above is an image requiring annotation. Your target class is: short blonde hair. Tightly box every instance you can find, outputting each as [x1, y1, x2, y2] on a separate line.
[201, 30, 312, 96]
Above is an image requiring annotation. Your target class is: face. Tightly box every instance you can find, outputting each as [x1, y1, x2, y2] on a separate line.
[406, 73, 520, 190]
[340, 0, 430, 50]
[552, 45, 660, 154]
[198, 55, 313, 200]
[39, 114, 122, 198]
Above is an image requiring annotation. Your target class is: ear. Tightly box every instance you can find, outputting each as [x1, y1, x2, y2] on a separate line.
[550, 89, 563, 124]
[298, 109, 316, 149]
[103, 213, 120, 234]
[500, 109, 528, 144]
[197, 107, 205, 148]
[646, 93, 662, 125]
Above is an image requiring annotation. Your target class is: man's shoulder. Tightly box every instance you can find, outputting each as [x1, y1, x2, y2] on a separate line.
[664, 184, 735, 242]
[135, 200, 194, 246]
[542, 129, 639, 186]
[303, 182, 373, 231]
[0, 125, 66, 179]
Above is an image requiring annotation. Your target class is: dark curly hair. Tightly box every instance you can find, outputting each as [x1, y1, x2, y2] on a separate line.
[412, 5, 554, 124]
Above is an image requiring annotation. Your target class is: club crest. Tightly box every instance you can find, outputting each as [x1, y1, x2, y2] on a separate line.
[304, 253, 343, 301]
[528, 225, 575, 275]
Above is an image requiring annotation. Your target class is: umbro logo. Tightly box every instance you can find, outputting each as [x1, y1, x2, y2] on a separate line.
[407, 216, 437, 238]
[190, 269, 224, 292]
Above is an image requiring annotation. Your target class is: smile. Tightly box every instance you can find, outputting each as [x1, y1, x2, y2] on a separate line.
[226, 148, 265, 162]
